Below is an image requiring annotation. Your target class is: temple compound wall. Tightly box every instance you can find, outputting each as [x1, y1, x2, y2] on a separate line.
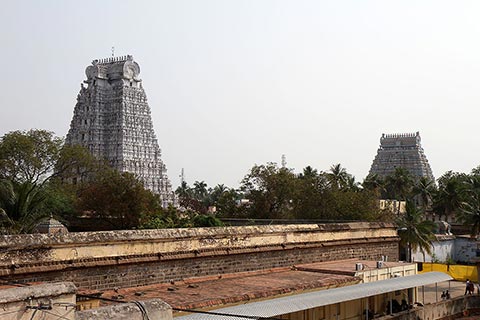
[0, 223, 399, 291]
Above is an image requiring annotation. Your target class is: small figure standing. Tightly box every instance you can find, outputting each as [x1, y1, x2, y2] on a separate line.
[441, 291, 446, 300]
[445, 290, 451, 299]
[465, 279, 474, 295]
[465, 279, 471, 295]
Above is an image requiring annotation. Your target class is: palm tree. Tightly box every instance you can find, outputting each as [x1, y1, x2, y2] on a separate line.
[385, 168, 414, 201]
[327, 164, 349, 190]
[413, 177, 436, 216]
[193, 181, 208, 200]
[458, 194, 480, 237]
[362, 174, 385, 196]
[458, 174, 480, 237]
[397, 201, 436, 262]
[0, 179, 48, 234]
[344, 176, 360, 192]
[433, 171, 465, 222]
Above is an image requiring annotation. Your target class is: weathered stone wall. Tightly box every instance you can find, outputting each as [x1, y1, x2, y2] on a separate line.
[0, 282, 77, 320]
[76, 299, 172, 320]
[0, 223, 399, 290]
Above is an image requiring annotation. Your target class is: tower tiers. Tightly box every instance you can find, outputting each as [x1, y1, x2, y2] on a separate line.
[66, 55, 176, 207]
[369, 132, 434, 181]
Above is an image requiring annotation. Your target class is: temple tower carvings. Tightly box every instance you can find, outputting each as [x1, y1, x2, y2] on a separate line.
[369, 132, 434, 181]
[66, 55, 176, 207]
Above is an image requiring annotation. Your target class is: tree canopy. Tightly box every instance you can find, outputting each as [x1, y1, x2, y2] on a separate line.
[0, 130, 95, 234]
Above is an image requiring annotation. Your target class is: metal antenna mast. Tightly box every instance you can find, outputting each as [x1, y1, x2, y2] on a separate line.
[179, 168, 185, 185]
[281, 154, 287, 168]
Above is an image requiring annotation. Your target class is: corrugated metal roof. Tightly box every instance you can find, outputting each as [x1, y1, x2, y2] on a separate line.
[174, 272, 452, 320]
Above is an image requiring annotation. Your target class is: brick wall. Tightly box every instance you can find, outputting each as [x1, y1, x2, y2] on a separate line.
[5, 237, 398, 290]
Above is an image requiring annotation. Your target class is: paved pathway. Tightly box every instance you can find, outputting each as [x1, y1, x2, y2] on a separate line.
[421, 280, 467, 304]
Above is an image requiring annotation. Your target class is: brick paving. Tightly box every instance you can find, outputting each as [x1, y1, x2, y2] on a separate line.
[100, 267, 358, 310]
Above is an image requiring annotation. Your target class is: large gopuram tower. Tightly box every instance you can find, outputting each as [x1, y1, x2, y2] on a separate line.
[369, 132, 434, 181]
[66, 55, 176, 207]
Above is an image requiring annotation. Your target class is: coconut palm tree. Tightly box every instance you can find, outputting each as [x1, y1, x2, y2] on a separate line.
[433, 171, 465, 222]
[385, 168, 414, 201]
[397, 201, 436, 262]
[413, 177, 436, 216]
[457, 174, 480, 237]
[362, 174, 385, 196]
[327, 164, 349, 190]
[0, 179, 48, 234]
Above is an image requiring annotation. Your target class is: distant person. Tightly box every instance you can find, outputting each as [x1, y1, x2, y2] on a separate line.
[445, 290, 451, 299]
[465, 279, 472, 295]
[441, 291, 446, 300]
[466, 279, 474, 295]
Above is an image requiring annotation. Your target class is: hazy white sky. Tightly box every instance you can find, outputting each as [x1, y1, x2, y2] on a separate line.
[1, 1, 480, 188]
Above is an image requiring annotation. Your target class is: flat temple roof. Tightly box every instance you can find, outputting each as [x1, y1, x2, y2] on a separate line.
[175, 272, 452, 320]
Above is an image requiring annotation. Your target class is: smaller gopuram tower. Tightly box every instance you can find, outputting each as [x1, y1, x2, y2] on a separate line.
[66, 55, 176, 207]
[369, 132, 434, 181]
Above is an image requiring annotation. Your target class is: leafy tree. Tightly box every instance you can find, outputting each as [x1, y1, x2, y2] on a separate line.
[140, 206, 193, 229]
[241, 163, 296, 219]
[0, 130, 94, 234]
[293, 166, 328, 220]
[396, 201, 436, 262]
[192, 214, 223, 227]
[240, 163, 382, 222]
[77, 169, 160, 229]
[140, 206, 223, 229]
[212, 186, 243, 217]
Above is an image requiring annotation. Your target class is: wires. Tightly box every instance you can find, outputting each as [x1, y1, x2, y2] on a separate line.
[29, 309, 38, 320]
[132, 300, 150, 320]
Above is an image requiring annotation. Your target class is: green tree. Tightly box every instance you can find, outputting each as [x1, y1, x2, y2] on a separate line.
[457, 173, 480, 237]
[293, 166, 328, 220]
[362, 174, 385, 199]
[140, 206, 192, 229]
[397, 201, 436, 262]
[241, 163, 296, 219]
[327, 163, 349, 190]
[413, 177, 436, 214]
[433, 171, 465, 221]
[77, 169, 160, 229]
[0, 130, 94, 233]
[385, 168, 414, 202]
[212, 186, 242, 217]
